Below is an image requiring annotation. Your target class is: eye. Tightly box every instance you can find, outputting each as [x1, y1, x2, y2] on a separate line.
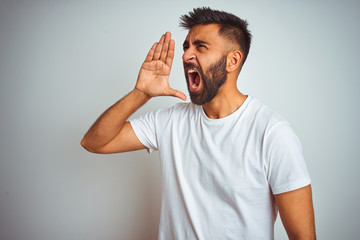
[198, 44, 207, 50]
[183, 46, 189, 52]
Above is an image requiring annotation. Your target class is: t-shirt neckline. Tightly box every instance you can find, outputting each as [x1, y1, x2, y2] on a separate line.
[198, 95, 252, 124]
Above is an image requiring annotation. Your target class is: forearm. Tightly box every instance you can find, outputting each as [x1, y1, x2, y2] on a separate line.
[81, 88, 150, 151]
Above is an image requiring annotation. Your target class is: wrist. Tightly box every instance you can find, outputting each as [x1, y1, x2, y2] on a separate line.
[132, 88, 151, 102]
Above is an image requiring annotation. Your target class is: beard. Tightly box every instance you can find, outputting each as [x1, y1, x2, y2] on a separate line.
[184, 55, 227, 105]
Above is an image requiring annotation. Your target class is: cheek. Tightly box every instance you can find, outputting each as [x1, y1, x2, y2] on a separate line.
[198, 54, 217, 71]
[197, 59, 207, 72]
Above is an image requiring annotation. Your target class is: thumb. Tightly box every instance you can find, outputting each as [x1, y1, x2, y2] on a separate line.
[165, 87, 187, 101]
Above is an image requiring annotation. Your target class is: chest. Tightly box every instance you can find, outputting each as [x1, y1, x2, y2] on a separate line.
[159, 117, 268, 191]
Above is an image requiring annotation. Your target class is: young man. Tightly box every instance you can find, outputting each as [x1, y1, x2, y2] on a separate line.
[82, 7, 316, 240]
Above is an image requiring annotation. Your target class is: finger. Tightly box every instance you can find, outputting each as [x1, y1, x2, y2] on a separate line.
[165, 87, 187, 101]
[145, 42, 157, 62]
[160, 32, 171, 62]
[174, 90, 187, 101]
[152, 34, 165, 60]
[165, 39, 175, 68]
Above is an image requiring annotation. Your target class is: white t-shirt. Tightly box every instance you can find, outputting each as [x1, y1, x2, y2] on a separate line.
[130, 96, 311, 240]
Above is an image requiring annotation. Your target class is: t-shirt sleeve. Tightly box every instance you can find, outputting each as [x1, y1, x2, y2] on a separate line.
[264, 122, 311, 195]
[129, 107, 172, 153]
[129, 111, 158, 153]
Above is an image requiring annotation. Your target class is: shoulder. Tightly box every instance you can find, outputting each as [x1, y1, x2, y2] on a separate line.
[243, 97, 303, 151]
[171, 102, 196, 112]
[137, 101, 196, 124]
[245, 97, 289, 131]
[157, 101, 198, 118]
[246, 97, 302, 149]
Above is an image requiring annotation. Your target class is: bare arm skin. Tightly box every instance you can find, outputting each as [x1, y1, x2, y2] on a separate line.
[275, 185, 316, 240]
[81, 32, 186, 153]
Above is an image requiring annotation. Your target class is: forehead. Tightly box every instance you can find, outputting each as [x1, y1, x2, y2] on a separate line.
[184, 23, 222, 44]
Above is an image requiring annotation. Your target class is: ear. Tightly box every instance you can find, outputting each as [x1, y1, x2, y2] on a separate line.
[226, 50, 243, 73]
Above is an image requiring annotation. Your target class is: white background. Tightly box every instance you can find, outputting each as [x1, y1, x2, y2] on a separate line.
[1, 0, 359, 239]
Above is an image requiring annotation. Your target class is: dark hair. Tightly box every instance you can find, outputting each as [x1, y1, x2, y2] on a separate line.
[180, 7, 252, 64]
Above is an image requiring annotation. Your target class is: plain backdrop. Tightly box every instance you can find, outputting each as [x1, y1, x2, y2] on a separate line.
[1, 0, 359, 239]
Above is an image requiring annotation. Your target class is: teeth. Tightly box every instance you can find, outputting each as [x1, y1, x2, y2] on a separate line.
[188, 69, 196, 73]
[192, 83, 198, 89]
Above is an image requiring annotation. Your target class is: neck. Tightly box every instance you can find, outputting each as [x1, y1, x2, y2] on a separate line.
[202, 79, 247, 119]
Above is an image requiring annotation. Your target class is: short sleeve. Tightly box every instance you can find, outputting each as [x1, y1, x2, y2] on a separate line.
[129, 107, 172, 153]
[264, 122, 311, 194]
[129, 111, 158, 153]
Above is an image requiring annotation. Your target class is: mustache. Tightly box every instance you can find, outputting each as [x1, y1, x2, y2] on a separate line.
[183, 62, 199, 70]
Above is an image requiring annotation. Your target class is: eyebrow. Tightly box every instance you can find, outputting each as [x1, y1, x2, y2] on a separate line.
[183, 39, 209, 48]
[193, 40, 209, 46]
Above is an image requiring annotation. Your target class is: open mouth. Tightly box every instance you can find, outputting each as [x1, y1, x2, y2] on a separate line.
[187, 69, 201, 92]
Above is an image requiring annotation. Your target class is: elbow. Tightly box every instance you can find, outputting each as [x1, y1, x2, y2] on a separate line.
[81, 137, 97, 153]
[81, 137, 108, 154]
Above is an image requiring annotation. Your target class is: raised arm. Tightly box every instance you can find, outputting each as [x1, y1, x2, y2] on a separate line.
[81, 32, 186, 154]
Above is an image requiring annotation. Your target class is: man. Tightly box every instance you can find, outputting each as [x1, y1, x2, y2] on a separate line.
[82, 7, 316, 240]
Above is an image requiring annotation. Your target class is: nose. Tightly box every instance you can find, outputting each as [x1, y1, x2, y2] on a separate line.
[182, 48, 196, 63]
